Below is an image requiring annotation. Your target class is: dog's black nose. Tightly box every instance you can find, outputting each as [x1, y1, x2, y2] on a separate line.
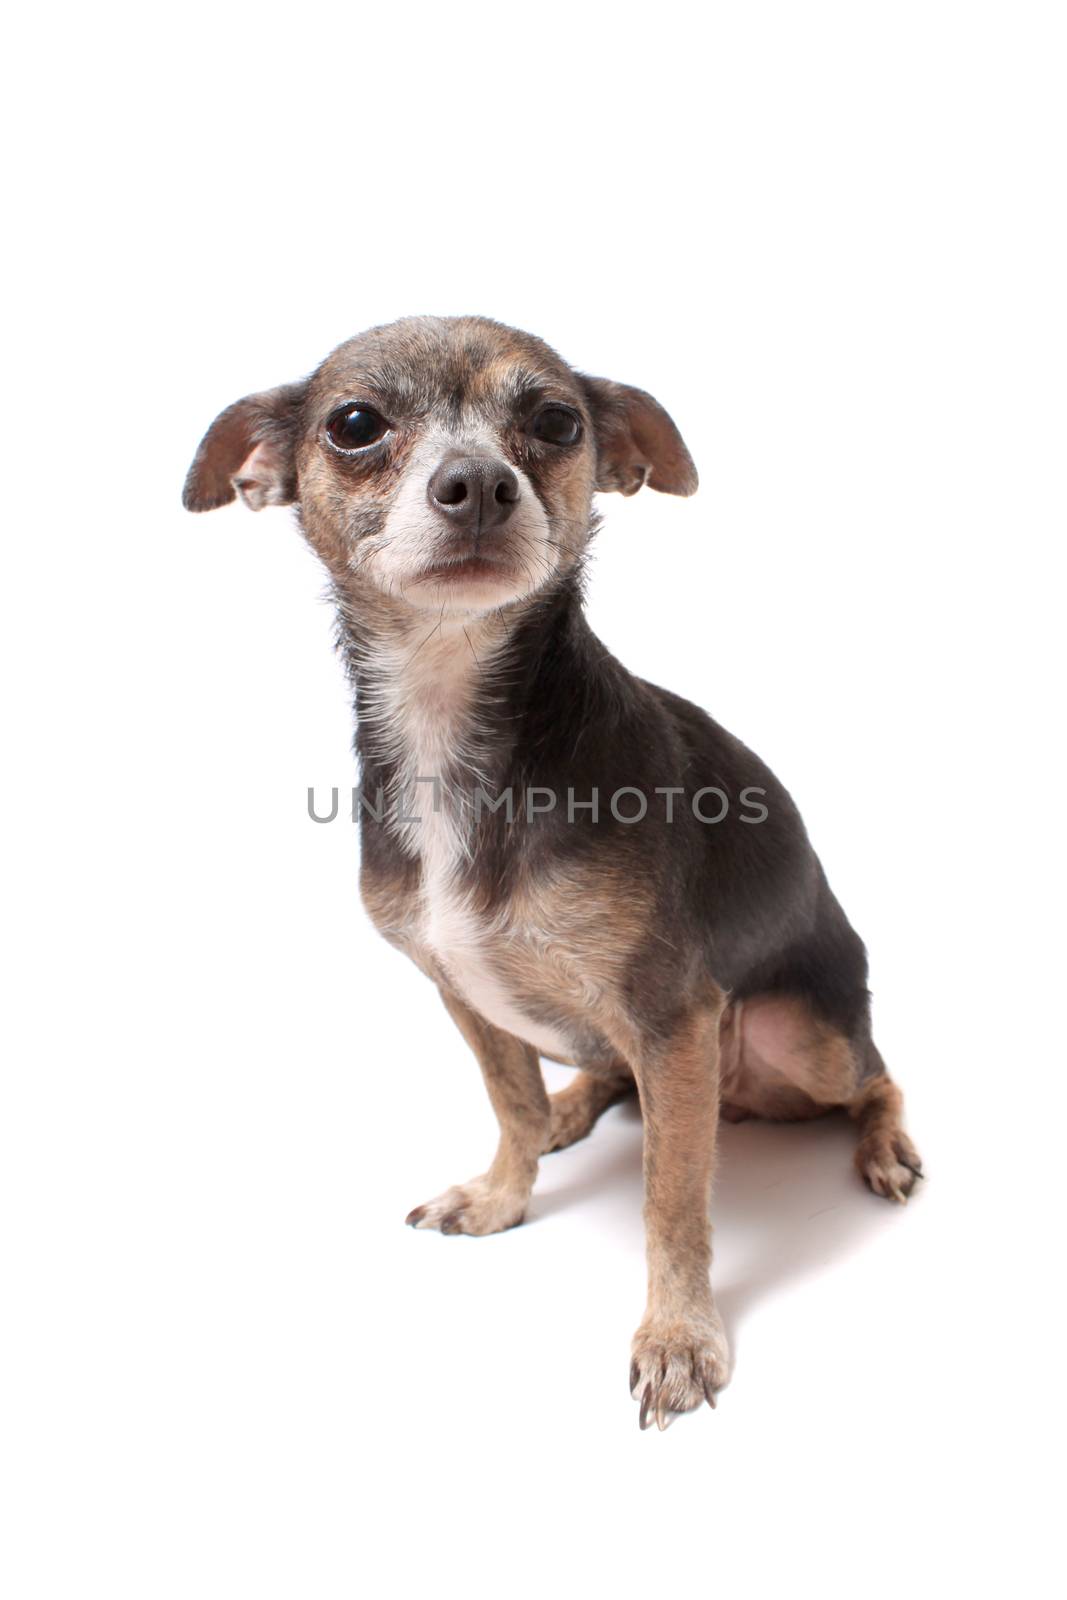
[427, 456, 520, 535]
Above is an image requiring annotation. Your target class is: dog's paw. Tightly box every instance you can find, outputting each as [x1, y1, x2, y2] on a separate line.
[405, 1175, 528, 1236]
[856, 1131, 924, 1203]
[544, 1095, 598, 1153]
[629, 1311, 730, 1430]
[719, 1100, 754, 1124]
[542, 1072, 630, 1154]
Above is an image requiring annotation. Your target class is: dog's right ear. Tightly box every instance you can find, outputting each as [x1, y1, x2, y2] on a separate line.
[182, 381, 309, 512]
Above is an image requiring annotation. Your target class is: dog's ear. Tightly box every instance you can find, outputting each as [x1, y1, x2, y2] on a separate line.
[578, 376, 698, 497]
[182, 381, 309, 512]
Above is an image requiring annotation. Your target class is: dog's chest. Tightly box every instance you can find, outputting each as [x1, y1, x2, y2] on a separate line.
[371, 630, 573, 1061]
[420, 841, 572, 1059]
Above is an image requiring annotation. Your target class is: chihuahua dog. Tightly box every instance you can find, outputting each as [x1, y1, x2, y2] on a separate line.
[184, 316, 921, 1429]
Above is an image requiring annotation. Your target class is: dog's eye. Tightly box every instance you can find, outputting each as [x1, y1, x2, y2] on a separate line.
[325, 405, 390, 452]
[529, 405, 582, 446]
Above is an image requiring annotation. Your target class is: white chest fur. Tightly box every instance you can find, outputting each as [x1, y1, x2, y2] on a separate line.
[366, 621, 571, 1061]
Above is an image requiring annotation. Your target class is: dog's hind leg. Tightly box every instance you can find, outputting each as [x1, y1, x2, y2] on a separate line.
[851, 1047, 923, 1202]
[725, 997, 923, 1200]
[542, 1064, 633, 1153]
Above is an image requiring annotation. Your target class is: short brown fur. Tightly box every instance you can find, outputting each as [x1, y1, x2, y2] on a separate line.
[184, 316, 922, 1428]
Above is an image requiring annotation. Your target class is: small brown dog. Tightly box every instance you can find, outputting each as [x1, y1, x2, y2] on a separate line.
[185, 316, 921, 1428]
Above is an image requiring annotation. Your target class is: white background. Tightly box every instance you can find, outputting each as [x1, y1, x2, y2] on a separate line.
[4, 3, 1065, 1596]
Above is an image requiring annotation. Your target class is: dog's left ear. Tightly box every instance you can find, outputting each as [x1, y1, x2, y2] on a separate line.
[182, 380, 309, 512]
[578, 376, 698, 497]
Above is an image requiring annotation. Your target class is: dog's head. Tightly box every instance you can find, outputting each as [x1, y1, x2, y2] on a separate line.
[184, 316, 697, 616]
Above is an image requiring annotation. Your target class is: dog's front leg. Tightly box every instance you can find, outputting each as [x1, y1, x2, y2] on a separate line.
[405, 985, 550, 1236]
[628, 999, 730, 1428]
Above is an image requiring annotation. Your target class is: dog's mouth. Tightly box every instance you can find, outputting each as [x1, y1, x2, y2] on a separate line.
[413, 552, 518, 587]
